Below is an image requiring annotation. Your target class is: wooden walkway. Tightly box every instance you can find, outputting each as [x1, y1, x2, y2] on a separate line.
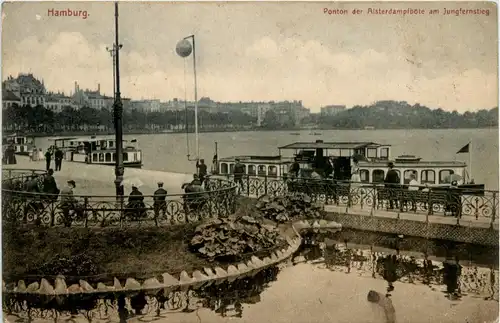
[324, 204, 499, 230]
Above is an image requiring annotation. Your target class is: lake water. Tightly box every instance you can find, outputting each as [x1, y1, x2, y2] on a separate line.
[4, 230, 498, 323]
[35, 128, 499, 190]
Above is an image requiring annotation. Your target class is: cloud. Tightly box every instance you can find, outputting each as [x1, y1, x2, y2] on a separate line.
[3, 33, 497, 112]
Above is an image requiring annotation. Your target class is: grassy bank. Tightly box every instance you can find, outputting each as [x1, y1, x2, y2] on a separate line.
[2, 197, 269, 286]
[2, 223, 223, 286]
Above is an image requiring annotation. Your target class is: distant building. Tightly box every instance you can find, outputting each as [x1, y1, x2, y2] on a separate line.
[320, 105, 346, 116]
[2, 89, 21, 109]
[257, 103, 271, 126]
[3, 73, 47, 107]
[72, 81, 113, 110]
[130, 99, 161, 113]
[45, 91, 74, 112]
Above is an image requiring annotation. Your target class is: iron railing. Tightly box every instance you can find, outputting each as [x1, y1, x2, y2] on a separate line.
[218, 175, 499, 226]
[1, 169, 237, 227]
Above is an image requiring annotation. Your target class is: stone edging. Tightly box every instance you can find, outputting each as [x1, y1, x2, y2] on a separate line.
[2, 219, 341, 298]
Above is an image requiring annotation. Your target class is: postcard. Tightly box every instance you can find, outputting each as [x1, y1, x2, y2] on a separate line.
[2, 1, 498, 322]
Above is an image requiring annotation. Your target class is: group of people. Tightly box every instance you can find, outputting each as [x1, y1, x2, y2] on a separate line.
[29, 147, 45, 162]
[125, 170, 208, 219]
[43, 146, 64, 171]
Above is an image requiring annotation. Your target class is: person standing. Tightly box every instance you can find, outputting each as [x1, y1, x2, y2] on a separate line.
[153, 181, 168, 220]
[42, 169, 59, 202]
[60, 180, 79, 226]
[38, 148, 44, 162]
[233, 158, 245, 194]
[196, 159, 208, 184]
[408, 172, 419, 211]
[31, 146, 38, 161]
[54, 148, 64, 171]
[45, 149, 52, 171]
[384, 162, 400, 210]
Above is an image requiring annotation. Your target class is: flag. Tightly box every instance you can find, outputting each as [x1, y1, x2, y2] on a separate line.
[456, 143, 470, 154]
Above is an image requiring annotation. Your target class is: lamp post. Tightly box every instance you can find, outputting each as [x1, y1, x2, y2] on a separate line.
[176, 35, 199, 160]
[113, 1, 124, 202]
[106, 45, 117, 100]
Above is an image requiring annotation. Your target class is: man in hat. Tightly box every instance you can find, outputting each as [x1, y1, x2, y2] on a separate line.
[384, 162, 400, 210]
[60, 179, 81, 227]
[54, 147, 64, 171]
[42, 168, 59, 202]
[233, 158, 245, 193]
[127, 184, 145, 219]
[153, 181, 168, 220]
[196, 158, 208, 184]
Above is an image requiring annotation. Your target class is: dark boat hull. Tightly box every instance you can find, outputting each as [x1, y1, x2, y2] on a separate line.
[67, 160, 143, 168]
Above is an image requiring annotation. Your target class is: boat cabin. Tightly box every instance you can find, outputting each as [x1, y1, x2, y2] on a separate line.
[2, 134, 34, 155]
[217, 155, 294, 178]
[49, 136, 142, 167]
[279, 140, 469, 186]
[356, 155, 467, 186]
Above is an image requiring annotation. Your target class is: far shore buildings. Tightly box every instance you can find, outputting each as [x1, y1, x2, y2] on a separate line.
[2, 72, 311, 125]
[320, 105, 346, 116]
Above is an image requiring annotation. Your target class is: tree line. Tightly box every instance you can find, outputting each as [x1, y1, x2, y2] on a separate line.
[308, 101, 498, 129]
[2, 104, 257, 133]
[2, 101, 497, 134]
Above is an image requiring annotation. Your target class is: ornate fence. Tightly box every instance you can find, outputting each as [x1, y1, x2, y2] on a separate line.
[219, 175, 499, 226]
[1, 169, 237, 227]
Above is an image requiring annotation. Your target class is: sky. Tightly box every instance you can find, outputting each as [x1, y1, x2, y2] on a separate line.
[1, 1, 498, 112]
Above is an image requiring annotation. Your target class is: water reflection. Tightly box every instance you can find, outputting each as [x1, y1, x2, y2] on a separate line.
[298, 230, 499, 301]
[3, 267, 280, 322]
[3, 232, 498, 322]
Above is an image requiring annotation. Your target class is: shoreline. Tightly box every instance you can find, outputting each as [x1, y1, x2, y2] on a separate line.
[5, 126, 498, 138]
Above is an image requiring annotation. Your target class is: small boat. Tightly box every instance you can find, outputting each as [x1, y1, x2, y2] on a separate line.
[217, 140, 483, 190]
[2, 134, 35, 155]
[48, 136, 143, 168]
[309, 132, 322, 135]
[290, 132, 301, 135]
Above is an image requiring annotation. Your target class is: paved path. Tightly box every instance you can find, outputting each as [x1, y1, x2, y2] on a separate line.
[4, 156, 193, 196]
[242, 192, 498, 231]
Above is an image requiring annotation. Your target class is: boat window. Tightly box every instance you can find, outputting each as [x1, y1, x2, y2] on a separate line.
[421, 170, 435, 184]
[112, 153, 116, 162]
[92, 154, 98, 162]
[258, 165, 267, 176]
[340, 149, 350, 157]
[99, 153, 104, 162]
[268, 166, 277, 177]
[123, 153, 129, 162]
[105, 153, 111, 162]
[360, 169, 370, 182]
[109, 141, 114, 148]
[367, 148, 377, 158]
[134, 153, 138, 161]
[394, 170, 401, 181]
[403, 170, 418, 184]
[439, 169, 454, 184]
[372, 170, 385, 183]
[221, 163, 228, 174]
[248, 165, 256, 175]
[229, 163, 235, 174]
[380, 148, 389, 159]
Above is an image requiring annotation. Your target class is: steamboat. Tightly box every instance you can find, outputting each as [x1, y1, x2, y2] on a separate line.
[216, 140, 483, 189]
[2, 134, 35, 155]
[49, 136, 143, 168]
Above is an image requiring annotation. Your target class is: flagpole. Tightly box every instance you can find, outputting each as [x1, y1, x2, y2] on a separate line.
[468, 140, 472, 183]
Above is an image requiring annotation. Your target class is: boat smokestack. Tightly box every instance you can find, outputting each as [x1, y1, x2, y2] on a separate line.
[315, 139, 324, 160]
